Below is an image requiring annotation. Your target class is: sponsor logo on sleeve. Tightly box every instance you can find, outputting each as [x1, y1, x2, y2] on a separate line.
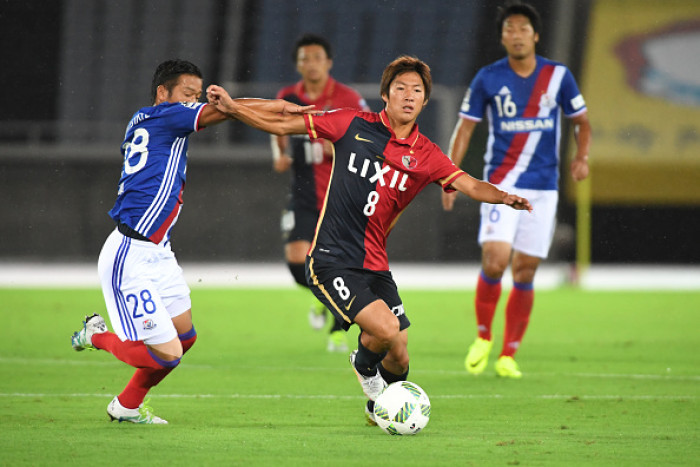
[460, 88, 472, 113]
[571, 94, 586, 110]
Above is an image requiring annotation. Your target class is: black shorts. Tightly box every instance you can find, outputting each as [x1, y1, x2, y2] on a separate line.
[281, 206, 319, 243]
[305, 256, 410, 332]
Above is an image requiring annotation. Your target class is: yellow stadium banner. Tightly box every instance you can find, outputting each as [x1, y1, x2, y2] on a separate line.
[569, 0, 700, 205]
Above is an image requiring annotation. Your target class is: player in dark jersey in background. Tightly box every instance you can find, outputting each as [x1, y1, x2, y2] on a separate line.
[442, 1, 592, 378]
[272, 34, 369, 352]
[70, 59, 311, 423]
[207, 55, 532, 425]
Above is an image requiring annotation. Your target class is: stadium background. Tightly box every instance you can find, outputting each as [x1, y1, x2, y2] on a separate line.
[1, 0, 699, 267]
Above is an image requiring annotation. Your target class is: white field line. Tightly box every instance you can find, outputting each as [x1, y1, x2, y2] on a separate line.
[0, 392, 696, 400]
[0, 262, 699, 290]
[2, 356, 698, 381]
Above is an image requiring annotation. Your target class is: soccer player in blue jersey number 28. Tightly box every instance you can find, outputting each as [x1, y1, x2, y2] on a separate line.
[70, 60, 311, 423]
[207, 55, 532, 425]
[442, 2, 592, 378]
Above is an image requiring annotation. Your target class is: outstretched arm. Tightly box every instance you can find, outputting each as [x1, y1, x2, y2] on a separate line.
[206, 85, 310, 135]
[442, 118, 478, 211]
[196, 102, 232, 128]
[448, 172, 532, 212]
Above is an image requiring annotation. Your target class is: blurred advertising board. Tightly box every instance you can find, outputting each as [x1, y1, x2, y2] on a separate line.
[572, 0, 700, 205]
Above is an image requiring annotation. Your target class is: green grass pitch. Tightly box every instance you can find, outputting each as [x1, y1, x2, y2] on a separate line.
[1, 287, 698, 466]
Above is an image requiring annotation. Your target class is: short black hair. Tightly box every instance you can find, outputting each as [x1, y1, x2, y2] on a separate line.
[380, 55, 432, 102]
[496, 1, 542, 38]
[292, 33, 333, 61]
[150, 59, 202, 104]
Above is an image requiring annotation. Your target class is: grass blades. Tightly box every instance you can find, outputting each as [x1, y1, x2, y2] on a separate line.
[0, 287, 698, 466]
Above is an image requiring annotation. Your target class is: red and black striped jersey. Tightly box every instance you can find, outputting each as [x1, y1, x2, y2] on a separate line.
[276, 78, 368, 212]
[304, 109, 464, 271]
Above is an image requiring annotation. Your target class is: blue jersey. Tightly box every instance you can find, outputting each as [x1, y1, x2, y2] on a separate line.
[109, 101, 206, 245]
[459, 56, 586, 190]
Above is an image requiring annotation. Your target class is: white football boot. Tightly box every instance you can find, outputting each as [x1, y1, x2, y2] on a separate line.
[349, 350, 387, 401]
[107, 396, 168, 424]
[71, 313, 108, 351]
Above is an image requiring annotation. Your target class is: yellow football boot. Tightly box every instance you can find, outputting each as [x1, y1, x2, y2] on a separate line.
[495, 356, 523, 379]
[464, 337, 493, 375]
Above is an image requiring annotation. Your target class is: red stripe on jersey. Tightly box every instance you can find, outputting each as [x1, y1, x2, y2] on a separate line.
[149, 185, 184, 244]
[194, 103, 207, 132]
[489, 64, 555, 185]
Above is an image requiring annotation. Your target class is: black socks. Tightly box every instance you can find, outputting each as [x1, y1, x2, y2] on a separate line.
[378, 362, 408, 384]
[354, 338, 387, 377]
[354, 334, 409, 382]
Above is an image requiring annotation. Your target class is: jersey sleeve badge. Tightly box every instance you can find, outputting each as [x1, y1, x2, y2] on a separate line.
[571, 94, 586, 111]
[459, 88, 472, 113]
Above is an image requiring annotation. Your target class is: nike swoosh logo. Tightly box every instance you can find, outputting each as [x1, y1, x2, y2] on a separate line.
[344, 296, 357, 311]
[354, 133, 373, 143]
[469, 356, 486, 368]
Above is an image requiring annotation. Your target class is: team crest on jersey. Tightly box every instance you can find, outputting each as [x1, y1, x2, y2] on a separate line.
[539, 93, 556, 109]
[402, 155, 418, 170]
[143, 319, 157, 331]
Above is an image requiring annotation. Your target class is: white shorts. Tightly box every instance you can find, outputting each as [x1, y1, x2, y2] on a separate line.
[478, 189, 558, 259]
[98, 229, 191, 345]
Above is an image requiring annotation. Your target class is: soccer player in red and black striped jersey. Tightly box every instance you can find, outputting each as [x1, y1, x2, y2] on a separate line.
[272, 34, 369, 352]
[207, 56, 531, 424]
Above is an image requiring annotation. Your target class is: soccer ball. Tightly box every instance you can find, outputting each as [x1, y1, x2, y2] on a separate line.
[373, 381, 430, 435]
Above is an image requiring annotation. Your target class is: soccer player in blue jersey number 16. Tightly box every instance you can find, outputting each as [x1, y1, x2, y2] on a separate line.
[442, 2, 592, 378]
[207, 55, 532, 425]
[70, 59, 312, 423]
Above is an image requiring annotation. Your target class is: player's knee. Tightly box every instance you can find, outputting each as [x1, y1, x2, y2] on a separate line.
[285, 240, 311, 264]
[357, 307, 401, 350]
[482, 258, 508, 278]
[166, 349, 184, 361]
[146, 347, 182, 369]
[179, 325, 197, 354]
[482, 246, 510, 277]
[287, 262, 308, 287]
[385, 353, 409, 374]
[373, 319, 400, 350]
[394, 360, 409, 375]
[511, 258, 539, 283]
[512, 270, 536, 284]
[149, 338, 184, 363]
